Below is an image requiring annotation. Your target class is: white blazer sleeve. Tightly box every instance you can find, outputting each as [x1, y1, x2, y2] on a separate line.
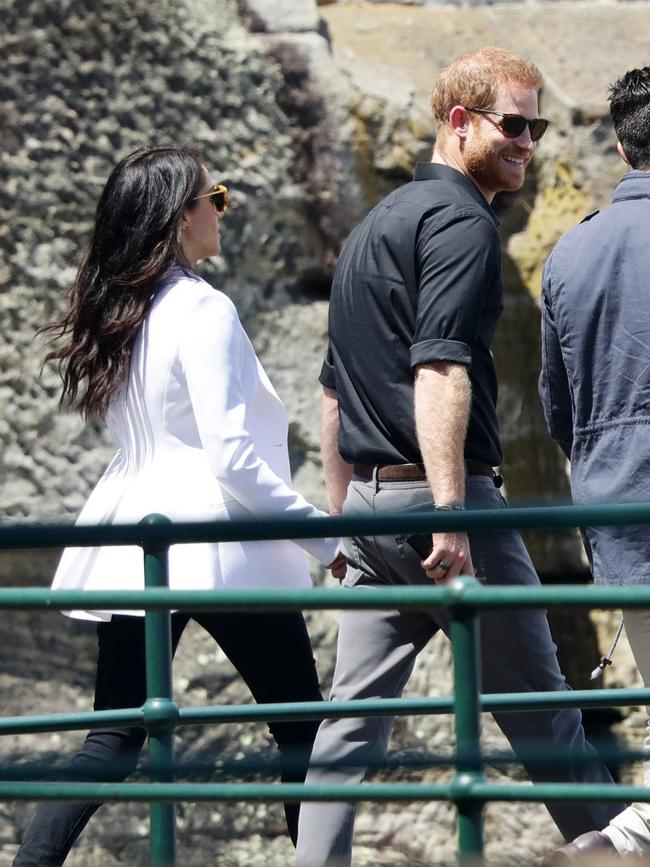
[179, 292, 340, 566]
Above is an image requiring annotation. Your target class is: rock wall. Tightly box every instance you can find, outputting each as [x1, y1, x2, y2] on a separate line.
[5, 0, 649, 568]
[2, 1, 650, 864]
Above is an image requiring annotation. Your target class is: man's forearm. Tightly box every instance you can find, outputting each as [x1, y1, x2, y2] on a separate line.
[321, 386, 353, 515]
[414, 362, 471, 506]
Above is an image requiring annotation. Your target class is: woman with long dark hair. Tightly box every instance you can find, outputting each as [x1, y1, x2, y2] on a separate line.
[14, 145, 345, 866]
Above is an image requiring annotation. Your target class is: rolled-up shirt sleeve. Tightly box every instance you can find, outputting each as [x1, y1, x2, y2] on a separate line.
[410, 213, 499, 369]
[319, 344, 336, 389]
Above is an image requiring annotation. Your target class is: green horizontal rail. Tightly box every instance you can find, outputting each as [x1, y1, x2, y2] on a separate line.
[0, 780, 647, 804]
[0, 708, 145, 734]
[171, 685, 650, 722]
[3, 744, 650, 780]
[3, 752, 649, 785]
[3, 500, 650, 551]
[5, 582, 650, 611]
[5, 684, 650, 735]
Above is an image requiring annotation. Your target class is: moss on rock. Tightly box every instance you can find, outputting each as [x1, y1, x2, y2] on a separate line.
[507, 162, 593, 300]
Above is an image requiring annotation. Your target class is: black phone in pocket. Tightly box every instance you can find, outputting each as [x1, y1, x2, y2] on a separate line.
[405, 533, 433, 559]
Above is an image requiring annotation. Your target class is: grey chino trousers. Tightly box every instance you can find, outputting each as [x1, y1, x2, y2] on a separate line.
[295, 474, 623, 867]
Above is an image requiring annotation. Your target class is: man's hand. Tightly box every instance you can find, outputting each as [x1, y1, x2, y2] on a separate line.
[328, 552, 347, 582]
[421, 531, 474, 583]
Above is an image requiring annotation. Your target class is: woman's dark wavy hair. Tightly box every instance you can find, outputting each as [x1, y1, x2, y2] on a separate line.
[43, 145, 205, 419]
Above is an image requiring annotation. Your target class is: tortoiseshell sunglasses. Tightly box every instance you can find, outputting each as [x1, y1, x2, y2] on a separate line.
[193, 183, 229, 214]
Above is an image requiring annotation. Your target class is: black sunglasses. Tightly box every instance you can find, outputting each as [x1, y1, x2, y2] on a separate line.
[193, 183, 229, 214]
[465, 108, 549, 142]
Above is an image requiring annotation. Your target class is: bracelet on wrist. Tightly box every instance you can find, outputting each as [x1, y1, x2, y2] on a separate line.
[433, 504, 466, 511]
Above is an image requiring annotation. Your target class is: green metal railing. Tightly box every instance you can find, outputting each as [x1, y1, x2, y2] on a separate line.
[3, 503, 650, 865]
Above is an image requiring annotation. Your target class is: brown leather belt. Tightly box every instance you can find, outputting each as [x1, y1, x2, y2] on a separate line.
[353, 461, 502, 486]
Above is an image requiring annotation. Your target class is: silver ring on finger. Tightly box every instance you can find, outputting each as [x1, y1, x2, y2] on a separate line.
[436, 559, 451, 571]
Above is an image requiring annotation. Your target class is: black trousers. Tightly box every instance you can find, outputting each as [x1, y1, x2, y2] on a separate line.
[13, 610, 323, 866]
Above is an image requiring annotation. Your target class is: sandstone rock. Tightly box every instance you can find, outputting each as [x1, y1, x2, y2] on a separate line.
[242, 0, 320, 32]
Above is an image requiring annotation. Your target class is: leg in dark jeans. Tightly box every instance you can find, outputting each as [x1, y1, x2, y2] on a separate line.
[13, 614, 189, 867]
[193, 610, 323, 845]
[14, 610, 321, 864]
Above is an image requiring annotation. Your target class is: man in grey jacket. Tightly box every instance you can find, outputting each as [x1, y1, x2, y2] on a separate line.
[541, 66, 650, 863]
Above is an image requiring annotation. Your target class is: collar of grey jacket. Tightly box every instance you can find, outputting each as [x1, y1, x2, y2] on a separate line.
[613, 168, 650, 203]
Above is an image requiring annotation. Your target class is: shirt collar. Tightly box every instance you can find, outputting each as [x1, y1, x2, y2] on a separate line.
[413, 162, 497, 223]
[612, 169, 650, 203]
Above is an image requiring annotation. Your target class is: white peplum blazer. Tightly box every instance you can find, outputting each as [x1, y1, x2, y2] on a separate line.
[53, 266, 340, 621]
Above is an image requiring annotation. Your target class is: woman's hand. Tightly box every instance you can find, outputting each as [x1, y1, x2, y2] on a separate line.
[328, 553, 347, 582]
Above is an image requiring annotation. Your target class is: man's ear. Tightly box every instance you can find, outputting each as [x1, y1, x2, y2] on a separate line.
[449, 105, 471, 141]
[617, 141, 630, 165]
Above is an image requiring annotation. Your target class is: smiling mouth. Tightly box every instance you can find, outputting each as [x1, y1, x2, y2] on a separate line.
[503, 155, 525, 167]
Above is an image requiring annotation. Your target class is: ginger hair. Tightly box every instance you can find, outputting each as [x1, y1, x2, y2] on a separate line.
[431, 48, 543, 129]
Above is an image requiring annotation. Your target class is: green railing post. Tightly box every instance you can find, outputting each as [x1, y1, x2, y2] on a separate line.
[449, 576, 484, 863]
[141, 514, 179, 867]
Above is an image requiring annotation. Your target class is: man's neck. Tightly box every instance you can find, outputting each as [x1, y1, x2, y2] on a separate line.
[431, 147, 495, 204]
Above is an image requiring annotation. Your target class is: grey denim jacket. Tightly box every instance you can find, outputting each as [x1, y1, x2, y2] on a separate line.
[539, 170, 650, 585]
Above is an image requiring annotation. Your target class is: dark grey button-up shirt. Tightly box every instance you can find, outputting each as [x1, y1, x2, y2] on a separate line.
[540, 170, 650, 585]
[321, 163, 503, 467]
